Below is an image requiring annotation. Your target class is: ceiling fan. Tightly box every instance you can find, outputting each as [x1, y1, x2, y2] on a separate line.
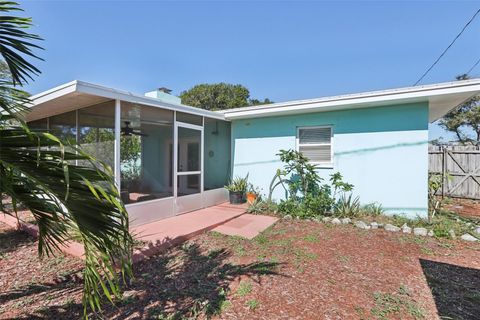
[121, 121, 148, 137]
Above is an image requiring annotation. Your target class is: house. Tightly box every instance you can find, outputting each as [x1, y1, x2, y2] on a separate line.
[26, 79, 480, 225]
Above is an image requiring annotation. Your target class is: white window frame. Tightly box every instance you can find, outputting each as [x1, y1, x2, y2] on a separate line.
[296, 125, 334, 168]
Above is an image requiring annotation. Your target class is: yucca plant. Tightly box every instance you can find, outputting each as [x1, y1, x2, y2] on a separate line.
[225, 175, 249, 193]
[0, 2, 133, 318]
[334, 193, 361, 218]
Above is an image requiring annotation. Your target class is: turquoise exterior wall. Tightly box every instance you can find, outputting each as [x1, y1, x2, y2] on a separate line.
[204, 119, 231, 190]
[231, 102, 429, 218]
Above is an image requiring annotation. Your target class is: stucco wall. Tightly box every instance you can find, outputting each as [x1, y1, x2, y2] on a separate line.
[231, 102, 429, 218]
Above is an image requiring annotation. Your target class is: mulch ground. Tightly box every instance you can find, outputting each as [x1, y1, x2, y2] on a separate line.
[444, 198, 480, 219]
[1, 219, 480, 320]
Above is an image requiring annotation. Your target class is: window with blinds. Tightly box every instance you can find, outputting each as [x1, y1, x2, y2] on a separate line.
[297, 126, 333, 165]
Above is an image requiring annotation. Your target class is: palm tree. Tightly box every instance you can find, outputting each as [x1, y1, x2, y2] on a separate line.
[0, 2, 133, 318]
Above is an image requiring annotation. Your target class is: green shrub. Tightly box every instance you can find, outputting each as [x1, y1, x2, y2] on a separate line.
[270, 149, 354, 219]
[360, 202, 384, 216]
[247, 199, 278, 214]
[430, 214, 471, 238]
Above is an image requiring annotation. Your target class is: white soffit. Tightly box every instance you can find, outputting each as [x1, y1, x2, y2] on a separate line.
[26, 80, 226, 122]
[220, 79, 480, 122]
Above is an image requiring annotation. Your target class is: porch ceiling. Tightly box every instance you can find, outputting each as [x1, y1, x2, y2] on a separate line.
[25, 80, 226, 122]
[26, 90, 110, 121]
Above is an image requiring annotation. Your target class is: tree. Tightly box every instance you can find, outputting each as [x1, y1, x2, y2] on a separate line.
[438, 74, 480, 145]
[180, 83, 273, 111]
[0, 2, 132, 318]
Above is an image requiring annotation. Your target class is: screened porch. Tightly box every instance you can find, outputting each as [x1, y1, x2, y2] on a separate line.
[26, 81, 231, 226]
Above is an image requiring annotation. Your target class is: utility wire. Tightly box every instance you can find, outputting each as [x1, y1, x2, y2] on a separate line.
[466, 56, 480, 76]
[414, 8, 480, 86]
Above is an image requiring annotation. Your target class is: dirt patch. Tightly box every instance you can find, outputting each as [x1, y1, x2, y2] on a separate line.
[0, 222, 84, 319]
[443, 198, 480, 220]
[1, 219, 480, 319]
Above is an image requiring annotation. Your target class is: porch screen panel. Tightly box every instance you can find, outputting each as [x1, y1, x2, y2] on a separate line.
[28, 118, 48, 131]
[120, 102, 173, 204]
[78, 101, 115, 171]
[49, 111, 77, 159]
[49, 111, 76, 145]
[204, 118, 231, 190]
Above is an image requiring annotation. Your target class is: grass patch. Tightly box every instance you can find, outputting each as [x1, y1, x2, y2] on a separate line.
[219, 299, 232, 313]
[371, 285, 424, 319]
[246, 299, 259, 310]
[420, 247, 435, 256]
[236, 281, 252, 297]
[303, 234, 319, 243]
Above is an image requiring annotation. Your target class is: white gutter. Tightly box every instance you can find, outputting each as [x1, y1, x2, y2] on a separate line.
[220, 79, 480, 122]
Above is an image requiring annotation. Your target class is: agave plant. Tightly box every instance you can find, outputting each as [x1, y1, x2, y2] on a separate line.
[0, 2, 132, 318]
[334, 193, 361, 218]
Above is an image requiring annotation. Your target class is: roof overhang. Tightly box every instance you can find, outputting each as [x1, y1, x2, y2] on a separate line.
[25, 80, 226, 122]
[220, 79, 480, 122]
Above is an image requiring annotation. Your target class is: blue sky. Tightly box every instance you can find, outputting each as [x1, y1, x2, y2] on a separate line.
[20, 1, 480, 140]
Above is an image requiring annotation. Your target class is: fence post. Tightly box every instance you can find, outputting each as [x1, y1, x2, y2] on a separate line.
[441, 146, 446, 198]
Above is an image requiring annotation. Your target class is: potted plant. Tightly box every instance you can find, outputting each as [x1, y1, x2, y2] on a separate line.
[246, 183, 260, 204]
[225, 175, 248, 204]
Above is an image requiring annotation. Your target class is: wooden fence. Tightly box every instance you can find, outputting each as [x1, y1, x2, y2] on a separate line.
[429, 145, 480, 199]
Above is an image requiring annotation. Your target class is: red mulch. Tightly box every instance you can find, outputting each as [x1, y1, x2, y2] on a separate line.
[1, 219, 480, 319]
[444, 198, 480, 219]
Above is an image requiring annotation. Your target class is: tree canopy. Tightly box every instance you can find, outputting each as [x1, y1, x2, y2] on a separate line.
[439, 74, 480, 145]
[179, 83, 273, 111]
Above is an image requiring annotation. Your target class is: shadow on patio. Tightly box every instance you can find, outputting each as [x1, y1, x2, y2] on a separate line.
[420, 258, 480, 320]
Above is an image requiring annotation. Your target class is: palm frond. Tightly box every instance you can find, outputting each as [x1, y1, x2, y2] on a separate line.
[0, 1, 42, 86]
[0, 2, 133, 318]
[0, 126, 133, 316]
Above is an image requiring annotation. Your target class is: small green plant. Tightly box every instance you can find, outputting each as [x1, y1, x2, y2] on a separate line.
[247, 199, 278, 214]
[219, 299, 232, 313]
[225, 175, 249, 193]
[360, 202, 384, 216]
[303, 234, 319, 243]
[371, 285, 424, 319]
[330, 172, 354, 199]
[247, 183, 261, 196]
[246, 299, 259, 310]
[334, 193, 361, 217]
[236, 281, 253, 297]
[428, 173, 451, 222]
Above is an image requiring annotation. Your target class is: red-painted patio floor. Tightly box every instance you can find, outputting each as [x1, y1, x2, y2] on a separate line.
[131, 202, 248, 261]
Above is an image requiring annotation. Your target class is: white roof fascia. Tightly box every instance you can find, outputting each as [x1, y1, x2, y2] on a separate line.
[220, 79, 480, 122]
[29, 80, 226, 121]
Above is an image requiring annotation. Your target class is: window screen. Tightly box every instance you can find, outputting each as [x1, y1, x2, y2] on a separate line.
[297, 127, 332, 165]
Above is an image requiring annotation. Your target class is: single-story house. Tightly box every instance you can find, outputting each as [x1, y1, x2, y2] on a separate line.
[26, 79, 480, 225]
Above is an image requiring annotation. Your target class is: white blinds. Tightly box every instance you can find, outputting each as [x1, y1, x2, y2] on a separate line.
[298, 127, 332, 164]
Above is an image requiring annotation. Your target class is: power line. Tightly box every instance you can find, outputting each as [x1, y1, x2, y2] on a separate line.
[414, 8, 480, 86]
[466, 56, 480, 76]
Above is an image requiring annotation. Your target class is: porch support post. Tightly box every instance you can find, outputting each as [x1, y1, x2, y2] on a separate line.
[114, 99, 121, 191]
[173, 111, 178, 199]
[201, 117, 204, 193]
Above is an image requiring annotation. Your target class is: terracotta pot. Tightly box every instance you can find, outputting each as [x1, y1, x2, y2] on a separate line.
[246, 192, 257, 204]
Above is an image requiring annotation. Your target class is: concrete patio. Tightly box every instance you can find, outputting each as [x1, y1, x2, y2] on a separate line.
[0, 202, 279, 263]
[132, 202, 278, 262]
